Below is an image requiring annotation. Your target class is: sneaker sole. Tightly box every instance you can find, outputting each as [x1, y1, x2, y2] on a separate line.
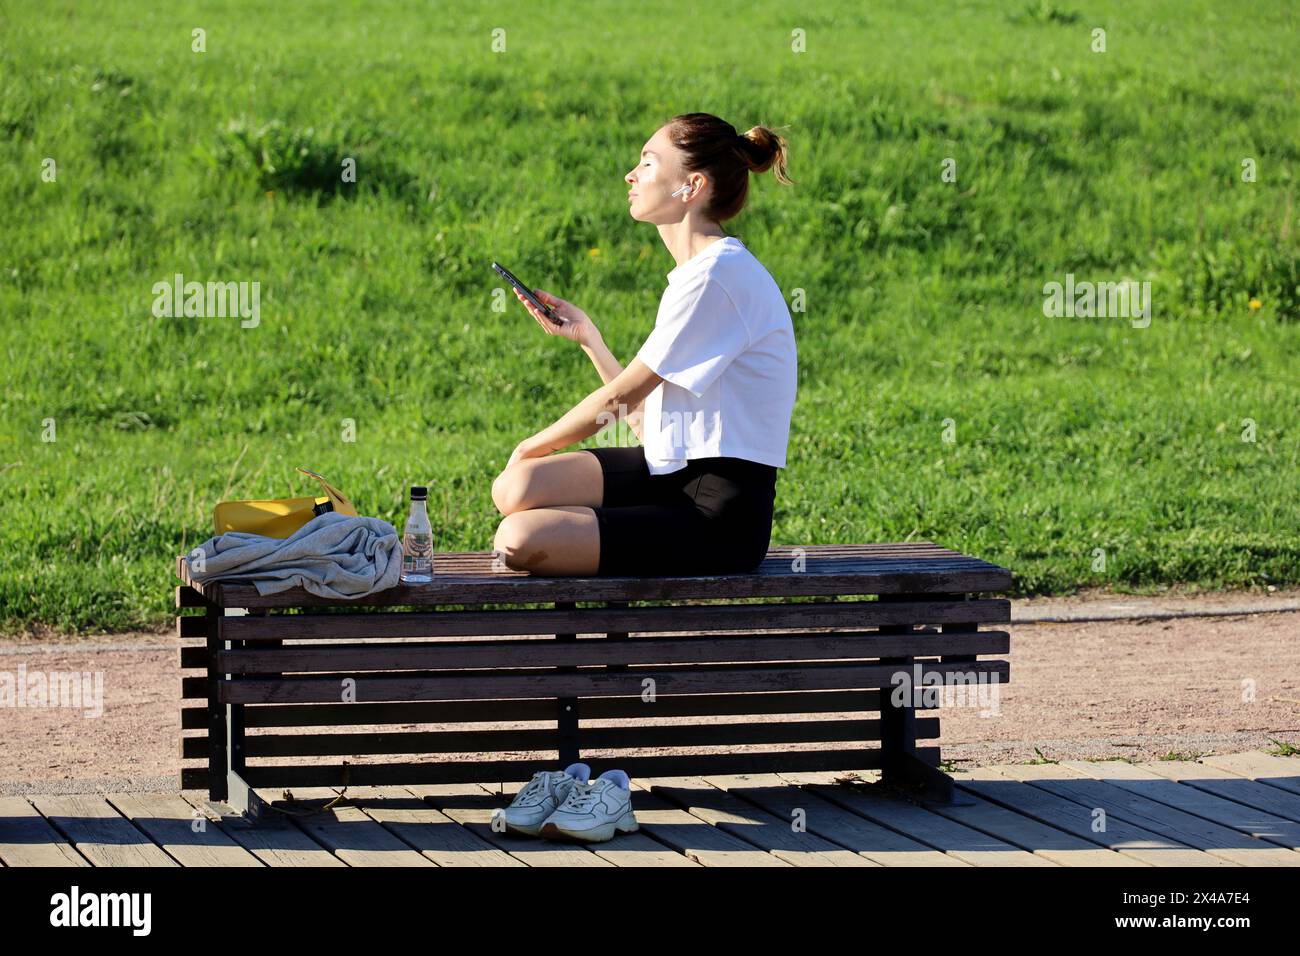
[540, 812, 639, 843]
[502, 819, 545, 838]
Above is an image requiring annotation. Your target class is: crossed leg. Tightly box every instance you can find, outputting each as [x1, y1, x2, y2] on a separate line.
[491, 451, 604, 575]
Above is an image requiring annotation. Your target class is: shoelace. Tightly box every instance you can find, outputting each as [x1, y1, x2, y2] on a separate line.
[514, 771, 557, 804]
[559, 780, 602, 811]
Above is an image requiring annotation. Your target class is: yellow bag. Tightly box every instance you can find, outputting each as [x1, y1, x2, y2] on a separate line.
[213, 467, 358, 538]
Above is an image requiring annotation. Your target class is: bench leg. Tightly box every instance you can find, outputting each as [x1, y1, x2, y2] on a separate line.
[880, 677, 974, 805]
[877, 594, 975, 806]
[224, 767, 270, 823]
[924, 602, 986, 807]
[205, 603, 228, 803]
[885, 751, 970, 804]
[208, 606, 274, 822]
[555, 601, 580, 765]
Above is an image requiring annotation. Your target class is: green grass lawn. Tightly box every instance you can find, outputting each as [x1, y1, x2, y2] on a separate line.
[1, 0, 1297, 633]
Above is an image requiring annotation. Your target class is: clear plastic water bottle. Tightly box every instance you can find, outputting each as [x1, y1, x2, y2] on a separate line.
[400, 485, 433, 584]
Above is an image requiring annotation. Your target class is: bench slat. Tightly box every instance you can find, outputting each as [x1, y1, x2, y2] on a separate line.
[219, 660, 1009, 704]
[180, 689, 919, 729]
[215, 599, 1009, 642]
[180, 644, 207, 669]
[180, 716, 941, 759]
[214, 630, 1010, 673]
[176, 614, 207, 638]
[176, 543, 1012, 607]
[184, 747, 938, 790]
[175, 585, 206, 608]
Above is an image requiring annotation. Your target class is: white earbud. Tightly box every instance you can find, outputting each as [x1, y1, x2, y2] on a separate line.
[671, 182, 693, 198]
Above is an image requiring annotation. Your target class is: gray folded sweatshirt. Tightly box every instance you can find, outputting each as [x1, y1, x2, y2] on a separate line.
[185, 511, 403, 599]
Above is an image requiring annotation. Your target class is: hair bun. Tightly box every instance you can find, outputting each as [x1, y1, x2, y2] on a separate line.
[738, 125, 793, 185]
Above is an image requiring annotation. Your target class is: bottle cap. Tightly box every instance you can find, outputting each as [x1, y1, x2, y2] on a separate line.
[410, 485, 428, 499]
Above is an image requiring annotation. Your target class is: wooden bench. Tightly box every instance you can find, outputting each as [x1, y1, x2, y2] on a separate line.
[175, 542, 1012, 819]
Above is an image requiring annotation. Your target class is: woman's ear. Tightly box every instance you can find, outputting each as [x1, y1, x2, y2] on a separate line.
[677, 174, 705, 199]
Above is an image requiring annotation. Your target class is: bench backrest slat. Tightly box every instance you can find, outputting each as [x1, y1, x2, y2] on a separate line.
[213, 630, 1010, 673]
[220, 660, 1010, 704]
[214, 598, 1009, 641]
[181, 689, 909, 730]
[181, 716, 941, 760]
[181, 747, 940, 791]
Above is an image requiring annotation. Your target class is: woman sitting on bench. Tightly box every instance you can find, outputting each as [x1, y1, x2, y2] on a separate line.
[492, 112, 797, 577]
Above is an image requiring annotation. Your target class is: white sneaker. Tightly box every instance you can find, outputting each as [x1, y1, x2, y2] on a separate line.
[540, 769, 638, 843]
[497, 762, 591, 837]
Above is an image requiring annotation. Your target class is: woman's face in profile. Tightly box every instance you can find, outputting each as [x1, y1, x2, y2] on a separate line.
[625, 125, 693, 224]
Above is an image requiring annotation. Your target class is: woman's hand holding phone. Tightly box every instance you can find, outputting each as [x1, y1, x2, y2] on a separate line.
[515, 288, 597, 347]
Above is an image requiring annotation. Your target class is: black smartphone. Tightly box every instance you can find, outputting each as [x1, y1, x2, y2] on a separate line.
[491, 261, 562, 325]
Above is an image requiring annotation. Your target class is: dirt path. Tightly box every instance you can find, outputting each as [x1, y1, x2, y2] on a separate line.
[2, 591, 1297, 795]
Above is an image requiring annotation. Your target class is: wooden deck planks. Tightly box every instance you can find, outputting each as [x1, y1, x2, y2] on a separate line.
[1201, 752, 1300, 797]
[1059, 760, 1300, 853]
[0, 797, 90, 867]
[30, 794, 177, 867]
[621, 784, 791, 866]
[6, 755, 1299, 867]
[700, 772, 970, 866]
[1135, 759, 1300, 827]
[256, 787, 435, 867]
[779, 772, 1058, 867]
[985, 763, 1298, 866]
[952, 766, 1239, 867]
[331, 785, 522, 867]
[105, 792, 263, 868]
[916, 784, 1149, 867]
[177, 792, 346, 867]
[642, 775, 877, 866]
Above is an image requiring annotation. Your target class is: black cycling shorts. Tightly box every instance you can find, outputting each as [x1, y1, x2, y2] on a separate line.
[583, 445, 778, 577]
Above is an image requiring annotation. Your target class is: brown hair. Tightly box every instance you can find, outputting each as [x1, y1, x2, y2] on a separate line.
[665, 112, 793, 223]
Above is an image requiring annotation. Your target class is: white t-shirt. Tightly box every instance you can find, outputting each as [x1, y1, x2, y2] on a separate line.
[634, 236, 797, 476]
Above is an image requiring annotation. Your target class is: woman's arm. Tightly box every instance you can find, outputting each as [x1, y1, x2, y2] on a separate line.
[510, 358, 662, 465]
[515, 288, 646, 442]
[581, 331, 645, 443]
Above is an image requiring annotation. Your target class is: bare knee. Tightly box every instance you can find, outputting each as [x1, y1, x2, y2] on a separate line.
[492, 513, 547, 572]
[491, 464, 531, 516]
